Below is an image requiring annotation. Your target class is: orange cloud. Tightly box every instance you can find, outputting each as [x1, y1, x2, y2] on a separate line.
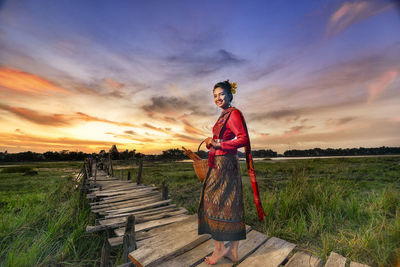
[0, 132, 125, 152]
[142, 123, 168, 133]
[73, 112, 137, 127]
[0, 104, 70, 126]
[103, 78, 125, 89]
[0, 68, 70, 95]
[182, 119, 206, 135]
[0, 104, 137, 127]
[367, 70, 398, 103]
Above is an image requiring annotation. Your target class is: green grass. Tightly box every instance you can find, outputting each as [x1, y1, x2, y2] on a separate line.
[0, 162, 103, 266]
[1, 157, 399, 266]
[114, 156, 400, 266]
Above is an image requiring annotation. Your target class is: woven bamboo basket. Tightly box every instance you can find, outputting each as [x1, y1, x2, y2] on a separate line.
[182, 139, 209, 182]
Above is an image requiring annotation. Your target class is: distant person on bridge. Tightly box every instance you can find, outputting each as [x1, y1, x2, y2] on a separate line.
[197, 80, 266, 265]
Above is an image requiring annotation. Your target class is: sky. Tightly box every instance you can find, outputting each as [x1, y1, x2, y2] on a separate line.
[0, 0, 399, 154]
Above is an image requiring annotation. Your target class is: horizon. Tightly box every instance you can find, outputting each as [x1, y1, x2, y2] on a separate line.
[1, 1, 400, 154]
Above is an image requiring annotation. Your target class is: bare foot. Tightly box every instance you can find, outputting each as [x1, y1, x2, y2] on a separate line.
[205, 246, 227, 265]
[223, 248, 238, 262]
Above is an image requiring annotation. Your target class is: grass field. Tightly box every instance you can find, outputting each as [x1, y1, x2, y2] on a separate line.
[1, 156, 399, 266]
[0, 161, 103, 266]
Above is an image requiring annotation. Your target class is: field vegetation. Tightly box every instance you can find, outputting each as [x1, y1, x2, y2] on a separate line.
[1, 156, 399, 266]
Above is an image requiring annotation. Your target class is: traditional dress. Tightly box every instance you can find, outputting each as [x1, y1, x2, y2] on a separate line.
[198, 107, 266, 241]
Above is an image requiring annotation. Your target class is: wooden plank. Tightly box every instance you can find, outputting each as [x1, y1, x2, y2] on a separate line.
[107, 209, 189, 246]
[87, 208, 188, 233]
[91, 195, 161, 213]
[349, 262, 371, 267]
[128, 216, 211, 267]
[194, 229, 268, 267]
[90, 191, 160, 206]
[104, 204, 178, 219]
[114, 214, 191, 236]
[104, 199, 171, 216]
[324, 252, 347, 267]
[237, 237, 296, 267]
[285, 252, 322, 267]
[162, 226, 256, 267]
[91, 187, 156, 198]
[91, 184, 151, 194]
[101, 205, 179, 222]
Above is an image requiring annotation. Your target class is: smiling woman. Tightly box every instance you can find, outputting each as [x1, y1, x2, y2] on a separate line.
[197, 80, 266, 265]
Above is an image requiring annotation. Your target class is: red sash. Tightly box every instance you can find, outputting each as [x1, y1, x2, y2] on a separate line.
[208, 107, 267, 222]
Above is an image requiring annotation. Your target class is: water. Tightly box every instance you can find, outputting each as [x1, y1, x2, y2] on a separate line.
[177, 154, 400, 163]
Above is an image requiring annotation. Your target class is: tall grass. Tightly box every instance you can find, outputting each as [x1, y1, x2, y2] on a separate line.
[0, 165, 103, 266]
[243, 163, 400, 266]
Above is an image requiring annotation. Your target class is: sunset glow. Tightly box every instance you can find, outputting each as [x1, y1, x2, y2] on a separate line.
[0, 1, 399, 154]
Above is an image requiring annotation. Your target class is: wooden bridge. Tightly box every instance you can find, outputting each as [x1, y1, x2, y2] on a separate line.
[79, 159, 371, 267]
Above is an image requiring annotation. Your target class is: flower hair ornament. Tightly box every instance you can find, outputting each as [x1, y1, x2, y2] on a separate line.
[227, 80, 237, 94]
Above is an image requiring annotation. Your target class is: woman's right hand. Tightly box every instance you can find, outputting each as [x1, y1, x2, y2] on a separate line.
[204, 137, 213, 148]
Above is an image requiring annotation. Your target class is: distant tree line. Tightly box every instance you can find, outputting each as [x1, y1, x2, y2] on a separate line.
[283, 146, 400, 157]
[1, 146, 399, 162]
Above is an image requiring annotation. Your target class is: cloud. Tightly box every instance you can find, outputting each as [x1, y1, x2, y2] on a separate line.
[105, 132, 155, 143]
[142, 123, 168, 133]
[124, 130, 136, 135]
[142, 96, 192, 113]
[173, 133, 203, 143]
[0, 132, 125, 152]
[326, 116, 357, 126]
[0, 104, 137, 127]
[103, 78, 125, 89]
[166, 49, 246, 76]
[283, 125, 315, 138]
[0, 67, 71, 95]
[367, 70, 398, 103]
[73, 112, 137, 127]
[247, 108, 301, 122]
[327, 1, 394, 37]
[182, 119, 206, 136]
[0, 104, 70, 126]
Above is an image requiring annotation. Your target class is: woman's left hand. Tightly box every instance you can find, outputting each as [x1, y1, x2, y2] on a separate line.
[211, 139, 221, 149]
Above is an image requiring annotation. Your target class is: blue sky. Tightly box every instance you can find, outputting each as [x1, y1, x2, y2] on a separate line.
[0, 0, 399, 153]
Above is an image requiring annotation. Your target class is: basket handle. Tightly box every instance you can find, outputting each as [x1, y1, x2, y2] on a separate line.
[197, 138, 207, 154]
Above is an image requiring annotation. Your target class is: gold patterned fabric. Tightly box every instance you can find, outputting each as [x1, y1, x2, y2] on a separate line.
[197, 154, 246, 241]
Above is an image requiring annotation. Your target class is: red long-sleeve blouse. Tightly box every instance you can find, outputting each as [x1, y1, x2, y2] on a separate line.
[207, 109, 250, 155]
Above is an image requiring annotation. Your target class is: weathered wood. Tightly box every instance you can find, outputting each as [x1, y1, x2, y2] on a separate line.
[116, 262, 134, 267]
[93, 185, 154, 197]
[90, 184, 153, 195]
[237, 237, 296, 267]
[285, 251, 322, 267]
[89, 187, 156, 198]
[128, 215, 210, 267]
[109, 154, 114, 176]
[349, 262, 371, 267]
[167, 227, 260, 267]
[123, 215, 136, 263]
[114, 214, 191, 236]
[104, 204, 178, 220]
[324, 251, 347, 267]
[91, 195, 161, 213]
[100, 237, 111, 267]
[90, 191, 160, 207]
[109, 215, 195, 247]
[108, 231, 154, 247]
[104, 199, 171, 216]
[137, 159, 143, 184]
[162, 181, 168, 200]
[87, 208, 187, 233]
[127, 171, 131, 181]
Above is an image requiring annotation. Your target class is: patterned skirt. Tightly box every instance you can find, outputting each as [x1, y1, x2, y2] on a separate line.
[197, 154, 246, 241]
